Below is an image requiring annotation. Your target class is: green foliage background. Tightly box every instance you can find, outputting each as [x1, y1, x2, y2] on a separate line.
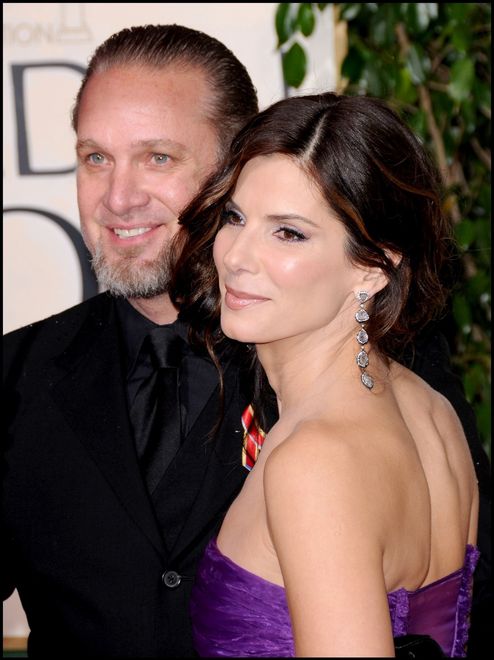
[275, 3, 491, 457]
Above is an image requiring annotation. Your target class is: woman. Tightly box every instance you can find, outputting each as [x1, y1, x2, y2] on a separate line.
[170, 93, 479, 657]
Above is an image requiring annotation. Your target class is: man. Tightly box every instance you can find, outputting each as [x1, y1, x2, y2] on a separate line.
[3, 24, 490, 659]
[3, 25, 258, 658]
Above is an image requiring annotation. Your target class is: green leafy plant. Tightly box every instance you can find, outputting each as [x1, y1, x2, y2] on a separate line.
[275, 3, 491, 455]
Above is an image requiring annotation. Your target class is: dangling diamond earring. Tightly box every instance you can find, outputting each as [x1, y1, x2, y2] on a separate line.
[355, 291, 374, 389]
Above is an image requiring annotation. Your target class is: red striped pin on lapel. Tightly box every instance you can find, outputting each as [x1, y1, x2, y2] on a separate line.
[241, 404, 266, 471]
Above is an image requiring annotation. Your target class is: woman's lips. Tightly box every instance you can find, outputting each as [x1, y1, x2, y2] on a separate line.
[224, 286, 269, 310]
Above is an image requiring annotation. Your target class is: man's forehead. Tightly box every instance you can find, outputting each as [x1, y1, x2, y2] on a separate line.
[79, 64, 213, 124]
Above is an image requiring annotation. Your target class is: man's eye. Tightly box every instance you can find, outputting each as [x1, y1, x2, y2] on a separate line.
[87, 153, 105, 164]
[152, 153, 169, 164]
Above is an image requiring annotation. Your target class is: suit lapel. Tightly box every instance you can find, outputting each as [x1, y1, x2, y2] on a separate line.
[153, 357, 249, 559]
[179, 351, 219, 436]
[49, 297, 166, 558]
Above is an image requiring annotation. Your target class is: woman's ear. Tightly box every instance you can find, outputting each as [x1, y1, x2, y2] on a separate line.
[356, 249, 401, 298]
[358, 268, 388, 298]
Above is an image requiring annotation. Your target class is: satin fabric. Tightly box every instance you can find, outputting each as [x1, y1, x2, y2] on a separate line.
[190, 539, 479, 657]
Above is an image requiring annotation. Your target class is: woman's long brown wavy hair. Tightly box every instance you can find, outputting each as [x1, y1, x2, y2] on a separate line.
[169, 92, 457, 426]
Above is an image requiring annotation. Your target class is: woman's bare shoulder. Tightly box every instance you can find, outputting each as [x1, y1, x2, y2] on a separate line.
[263, 417, 389, 526]
[265, 418, 363, 476]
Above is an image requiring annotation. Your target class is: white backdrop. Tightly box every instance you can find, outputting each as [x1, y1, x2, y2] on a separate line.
[3, 1, 341, 641]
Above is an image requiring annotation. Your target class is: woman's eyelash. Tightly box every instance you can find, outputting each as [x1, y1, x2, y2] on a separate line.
[221, 208, 243, 225]
[276, 226, 307, 242]
[220, 209, 307, 242]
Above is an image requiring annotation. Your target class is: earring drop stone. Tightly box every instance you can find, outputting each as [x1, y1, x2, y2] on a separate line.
[361, 372, 374, 389]
[356, 349, 369, 368]
[355, 308, 369, 323]
[356, 329, 368, 345]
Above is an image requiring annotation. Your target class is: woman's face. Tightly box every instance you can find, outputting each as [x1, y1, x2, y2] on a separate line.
[213, 154, 363, 345]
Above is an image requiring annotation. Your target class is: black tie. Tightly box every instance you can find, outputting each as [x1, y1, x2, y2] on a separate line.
[130, 325, 185, 495]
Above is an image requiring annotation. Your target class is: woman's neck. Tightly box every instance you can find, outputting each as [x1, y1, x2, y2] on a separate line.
[256, 324, 368, 415]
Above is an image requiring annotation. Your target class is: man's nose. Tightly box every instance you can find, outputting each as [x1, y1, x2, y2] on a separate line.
[103, 164, 150, 217]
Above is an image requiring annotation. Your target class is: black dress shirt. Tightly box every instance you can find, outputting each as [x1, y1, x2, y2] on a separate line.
[115, 298, 220, 438]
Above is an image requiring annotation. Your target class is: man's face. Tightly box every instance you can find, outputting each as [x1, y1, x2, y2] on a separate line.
[76, 64, 219, 298]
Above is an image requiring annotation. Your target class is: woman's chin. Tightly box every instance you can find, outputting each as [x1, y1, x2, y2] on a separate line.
[220, 321, 255, 345]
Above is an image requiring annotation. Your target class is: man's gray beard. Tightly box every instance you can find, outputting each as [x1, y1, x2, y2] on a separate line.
[90, 243, 172, 299]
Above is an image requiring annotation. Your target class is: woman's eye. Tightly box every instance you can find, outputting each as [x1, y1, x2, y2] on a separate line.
[275, 226, 307, 242]
[221, 209, 244, 226]
[152, 153, 169, 164]
[87, 153, 105, 165]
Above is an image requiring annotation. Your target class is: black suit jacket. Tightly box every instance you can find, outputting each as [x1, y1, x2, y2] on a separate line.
[3, 293, 250, 657]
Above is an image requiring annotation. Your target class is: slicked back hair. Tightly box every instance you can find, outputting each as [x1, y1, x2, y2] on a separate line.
[71, 24, 259, 159]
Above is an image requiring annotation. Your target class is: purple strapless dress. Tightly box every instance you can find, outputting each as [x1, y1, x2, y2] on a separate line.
[190, 538, 479, 657]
